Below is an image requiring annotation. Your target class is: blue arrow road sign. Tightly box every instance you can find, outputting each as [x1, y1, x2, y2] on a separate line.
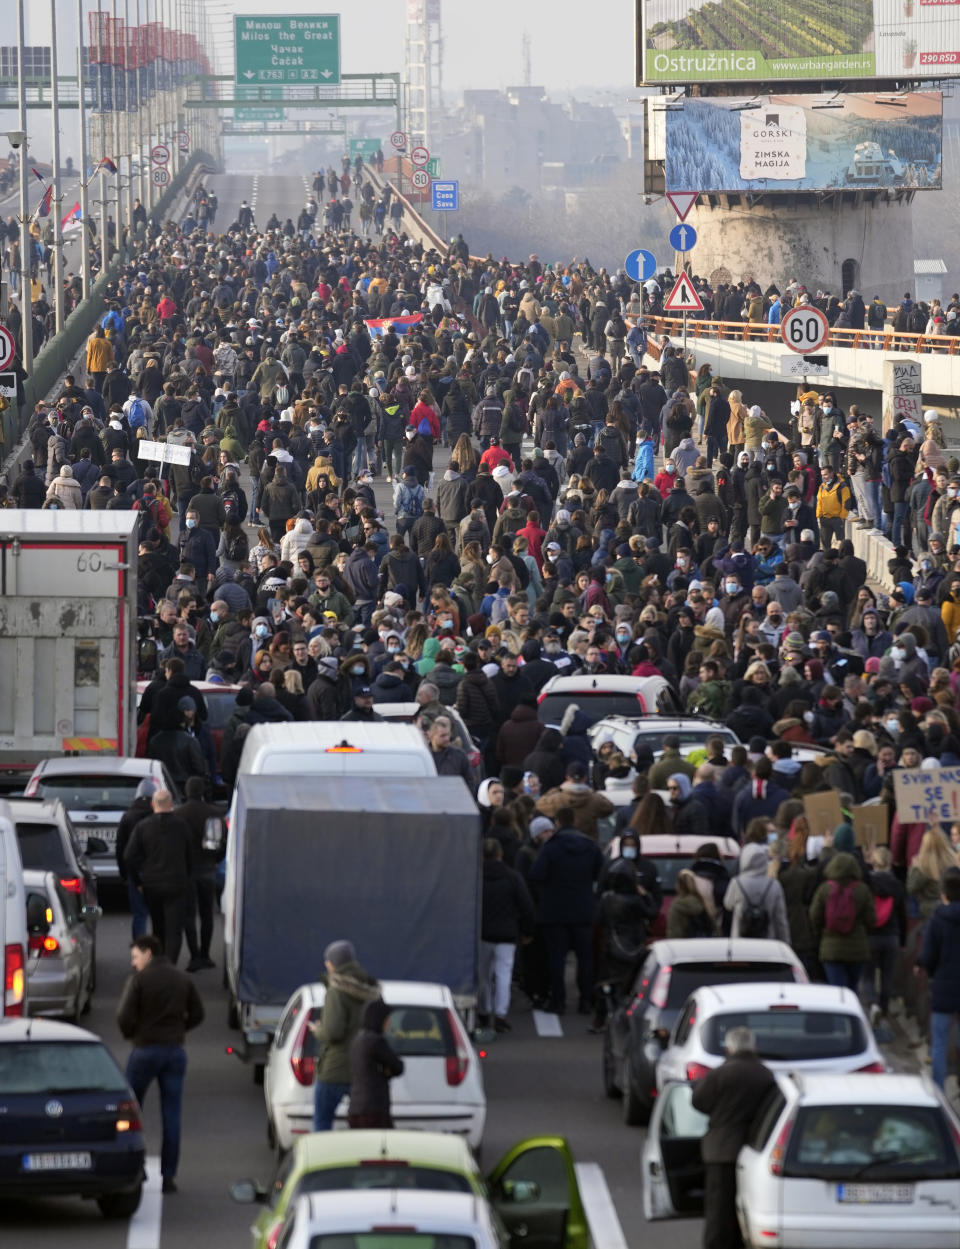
[624, 248, 657, 283]
[669, 223, 698, 252]
[431, 180, 459, 212]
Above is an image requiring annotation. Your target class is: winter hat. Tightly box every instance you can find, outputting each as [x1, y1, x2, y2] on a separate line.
[323, 939, 356, 968]
[864, 657, 881, 674]
[317, 656, 339, 679]
[529, 816, 555, 840]
[833, 824, 855, 853]
[784, 631, 806, 650]
[476, 778, 503, 808]
[668, 772, 692, 799]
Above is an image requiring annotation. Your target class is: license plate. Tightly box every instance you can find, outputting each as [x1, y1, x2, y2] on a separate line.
[23, 1152, 93, 1171]
[837, 1183, 913, 1204]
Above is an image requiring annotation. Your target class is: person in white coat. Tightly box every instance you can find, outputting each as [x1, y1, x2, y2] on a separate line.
[45, 463, 83, 509]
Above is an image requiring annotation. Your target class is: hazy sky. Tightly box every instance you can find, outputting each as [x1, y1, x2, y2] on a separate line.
[205, 0, 636, 93]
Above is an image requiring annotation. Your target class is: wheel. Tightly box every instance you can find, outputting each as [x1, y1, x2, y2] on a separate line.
[253, 1062, 265, 1087]
[621, 1061, 648, 1127]
[97, 1184, 142, 1219]
[603, 1030, 621, 1099]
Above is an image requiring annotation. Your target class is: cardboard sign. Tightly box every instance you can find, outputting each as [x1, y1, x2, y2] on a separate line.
[803, 790, 844, 839]
[137, 439, 192, 467]
[852, 803, 889, 848]
[893, 765, 960, 825]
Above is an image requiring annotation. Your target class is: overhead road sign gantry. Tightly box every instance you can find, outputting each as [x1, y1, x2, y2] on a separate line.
[234, 14, 341, 86]
[781, 305, 830, 354]
[624, 248, 657, 283]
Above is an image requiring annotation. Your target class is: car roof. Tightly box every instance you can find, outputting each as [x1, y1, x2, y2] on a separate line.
[691, 982, 862, 1013]
[540, 674, 667, 693]
[780, 1072, 941, 1106]
[629, 834, 740, 857]
[302, 980, 453, 1008]
[0, 1017, 103, 1043]
[649, 937, 802, 965]
[590, 714, 734, 732]
[136, 680, 242, 695]
[296, 1188, 487, 1231]
[8, 798, 69, 823]
[29, 757, 163, 779]
[293, 1129, 478, 1172]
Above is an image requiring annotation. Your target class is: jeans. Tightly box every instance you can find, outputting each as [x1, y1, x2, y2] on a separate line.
[383, 439, 403, 478]
[313, 1079, 349, 1130]
[352, 438, 368, 475]
[891, 500, 908, 547]
[126, 1045, 187, 1179]
[479, 941, 517, 1019]
[127, 878, 150, 940]
[820, 517, 844, 549]
[864, 479, 882, 527]
[865, 933, 899, 1015]
[542, 923, 593, 1012]
[250, 477, 259, 521]
[930, 1011, 956, 1089]
[823, 960, 862, 992]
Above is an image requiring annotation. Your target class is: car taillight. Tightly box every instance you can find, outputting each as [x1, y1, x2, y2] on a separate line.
[28, 935, 59, 956]
[649, 965, 671, 1009]
[769, 1113, 796, 1175]
[290, 1018, 315, 1086]
[4, 944, 25, 1016]
[686, 1062, 711, 1081]
[856, 1061, 886, 1073]
[59, 877, 83, 894]
[536, 691, 546, 703]
[445, 1008, 469, 1087]
[115, 1099, 142, 1133]
[266, 1222, 282, 1249]
[23, 778, 38, 797]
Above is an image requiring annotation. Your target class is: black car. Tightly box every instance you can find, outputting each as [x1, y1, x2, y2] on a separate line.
[0, 1018, 144, 1217]
[603, 937, 806, 1126]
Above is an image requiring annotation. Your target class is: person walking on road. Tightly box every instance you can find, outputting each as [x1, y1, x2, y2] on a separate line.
[123, 789, 193, 967]
[310, 940, 381, 1130]
[174, 777, 226, 970]
[117, 933, 204, 1194]
[692, 1026, 776, 1249]
[479, 838, 535, 1032]
[347, 998, 404, 1129]
[916, 866, 960, 1090]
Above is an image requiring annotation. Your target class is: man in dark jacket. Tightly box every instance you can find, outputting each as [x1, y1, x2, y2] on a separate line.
[528, 811, 604, 1014]
[11, 459, 46, 508]
[480, 838, 535, 1030]
[123, 789, 193, 966]
[116, 933, 204, 1193]
[917, 867, 960, 1090]
[311, 939, 381, 1130]
[115, 777, 159, 939]
[692, 1026, 776, 1249]
[173, 777, 226, 971]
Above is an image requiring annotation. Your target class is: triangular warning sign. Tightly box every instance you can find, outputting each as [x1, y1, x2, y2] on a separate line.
[666, 191, 698, 222]
[663, 272, 704, 313]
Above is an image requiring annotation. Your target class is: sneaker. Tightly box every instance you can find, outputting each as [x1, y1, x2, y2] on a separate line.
[385, 475, 392, 483]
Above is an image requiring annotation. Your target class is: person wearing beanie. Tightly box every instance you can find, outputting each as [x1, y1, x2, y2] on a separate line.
[309, 940, 380, 1131]
[45, 461, 83, 509]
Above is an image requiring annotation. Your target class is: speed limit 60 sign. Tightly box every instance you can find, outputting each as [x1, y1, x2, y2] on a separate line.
[781, 305, 829, 354]
[411, 169, 430, 190]
[390, 130, 406, 151]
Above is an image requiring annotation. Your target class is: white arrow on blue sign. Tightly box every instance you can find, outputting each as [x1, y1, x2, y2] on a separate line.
[669, 222, 698, 252]
[624, 248, 657, 283]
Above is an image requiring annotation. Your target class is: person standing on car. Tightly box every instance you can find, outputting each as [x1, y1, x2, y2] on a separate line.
[310, 940, 381, 1131]
[692, 1026, 776, 1249]
[347, 998, 404, 1129]
[123, 789, 193, 967]
[117, 933, 204, 1194]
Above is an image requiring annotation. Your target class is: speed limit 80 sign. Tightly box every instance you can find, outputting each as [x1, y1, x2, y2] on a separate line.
[781, 305, 829, 353]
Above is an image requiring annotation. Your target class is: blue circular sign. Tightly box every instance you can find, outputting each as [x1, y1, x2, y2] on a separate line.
[624, 248, 657, 283]
[669, 222, 698, 252]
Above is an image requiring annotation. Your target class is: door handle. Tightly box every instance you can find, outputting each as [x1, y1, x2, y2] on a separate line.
[513, 1224, 528, 1238]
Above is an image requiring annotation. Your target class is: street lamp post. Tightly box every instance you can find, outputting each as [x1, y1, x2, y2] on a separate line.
[49, 0, 64, 334]
[77, 0, 92, 299]
[16, 0, 32, 373]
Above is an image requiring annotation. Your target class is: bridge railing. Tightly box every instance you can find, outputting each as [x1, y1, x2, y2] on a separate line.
[646, 316, 960, 358]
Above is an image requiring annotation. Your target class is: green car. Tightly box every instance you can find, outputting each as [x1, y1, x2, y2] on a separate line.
[232, 1128, 589, 1249]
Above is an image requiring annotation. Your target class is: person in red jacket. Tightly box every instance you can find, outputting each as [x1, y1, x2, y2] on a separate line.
[409, 388, 441, 439]
[480, 438, 514, 475]
[516, 511, 546, 570]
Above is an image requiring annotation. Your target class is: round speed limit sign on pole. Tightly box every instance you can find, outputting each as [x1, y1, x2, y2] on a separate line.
[781, 305, 829, 353]
[152, 167, 169, 186]
[390, 131, 406, 151]
[411, 169, 430, 190]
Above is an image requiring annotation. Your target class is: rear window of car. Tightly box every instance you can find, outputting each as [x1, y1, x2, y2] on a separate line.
[35, 776, 143, 809]
[295, 1165, 472, 1198]
[666, 962, 799, 1009]
[539, 693, 643, 723]
[653, 857, 735, 894]
[0, 1041, 128, 1094]
[310, 1237, 475, 1249]
[204, 693, 238, 730]
[702, 1010, 866, 1060]
[786, 1104, 960, 1181]
[16, 823, 69, 872]
[634, 730, 736, 754]
[306, 1005, 453, 1059]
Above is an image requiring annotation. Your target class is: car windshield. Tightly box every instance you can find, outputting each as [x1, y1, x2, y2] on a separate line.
[702, 1010, 866, 1060]
[295, 1166, 473, 1198]
[0, 1042, 128, 1094]
[310, 1238, 476, 1249]
[16, 823, 69, 872]
[666, 963, 798, 1009]
[786, 1104, 960, 1181]
[35, 775, 143, 811]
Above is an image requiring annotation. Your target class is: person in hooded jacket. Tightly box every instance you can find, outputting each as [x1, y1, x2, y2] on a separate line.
[723, 842, 790, 941]
[916, 867, 960, 1090]
[347, 998, 404, 1129]
[592, 860, 660, 1029]
[479, 838, 535, 1030]
[863, 844, 907, 1024]
[115, 777, 159, 939]
[310, 940, 381, 1130]
[809, 850, 877, 991]
[496, 695, 544, 766]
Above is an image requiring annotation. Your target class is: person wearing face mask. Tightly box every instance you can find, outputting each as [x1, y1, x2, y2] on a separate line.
[815, 464, 852, 549]
[654, 457, 679, 499]
[817, 392, 846, 472]
[719, 575, 750, 632]
[178, 507, 217, 593]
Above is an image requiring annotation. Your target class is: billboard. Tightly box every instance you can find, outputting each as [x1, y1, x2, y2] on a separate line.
[639, 0, 960, 83]
[664, 91, 942, 191]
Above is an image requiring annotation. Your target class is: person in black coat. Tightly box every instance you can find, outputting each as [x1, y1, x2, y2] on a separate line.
[347, 998, 404, 1129]
[123, 790, 194, 965]
[522, 727, 567, 794]
[480, 839, 535, 1029]
[11, 459, 46, 508]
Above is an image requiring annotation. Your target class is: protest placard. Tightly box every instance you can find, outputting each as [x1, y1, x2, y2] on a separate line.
[803, 791, 843, 839]
[892, 765, 960, 825]
[852, 803, 889, 847]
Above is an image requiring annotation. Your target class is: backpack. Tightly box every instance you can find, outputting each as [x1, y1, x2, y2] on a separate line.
[684, 907, 717, 939]
[881, 456, 892, 491]
[909, 304, 927, 334]
[275, 383, 290, 407]
[739, 880, 772, 939]
[222, 489, 242, 523]
[873, 895, 894, 928]
[824, 880, 858, 935]
[127, 396, 148, 430]
[397, 482, 423, 518]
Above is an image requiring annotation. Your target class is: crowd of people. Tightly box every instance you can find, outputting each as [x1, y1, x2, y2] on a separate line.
[8, 162, 959, 1092]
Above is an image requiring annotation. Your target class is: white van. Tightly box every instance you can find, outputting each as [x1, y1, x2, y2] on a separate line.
[235, 722, 437, 778]
[0, 798, 28, 1018]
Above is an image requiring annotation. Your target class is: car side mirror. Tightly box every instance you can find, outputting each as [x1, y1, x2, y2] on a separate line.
[86, 836, 109, 855]
[229, 1179, 265, 1204]
[501, 1179, 540, 1204]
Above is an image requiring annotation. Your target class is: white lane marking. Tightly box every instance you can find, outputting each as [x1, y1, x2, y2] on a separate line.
[532, 1010, 563, 1037]
[574, 1162, 629, 1249]
[126, 1153, 163, 1249]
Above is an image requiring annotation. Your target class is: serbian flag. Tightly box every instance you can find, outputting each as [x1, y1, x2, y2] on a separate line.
[364, 313, 423, 337]
[31, 167, 46, 183]
[61, 201, 82, 231]
[34, 184, 53, 220]
[98, 156, 117, 174]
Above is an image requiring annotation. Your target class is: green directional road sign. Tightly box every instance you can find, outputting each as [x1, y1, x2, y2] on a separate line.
[349, 138, 381, 159]
[427, 157, 440, 178]
[234, 14, 341, 86]
[235, 108, 285, 122]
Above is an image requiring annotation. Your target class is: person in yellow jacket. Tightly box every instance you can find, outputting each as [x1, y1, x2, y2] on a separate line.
[85, 326, 114, 391]
[305, 452, 341, 492]
[815, 464, 852, 549]
[941, 575, 960, 648]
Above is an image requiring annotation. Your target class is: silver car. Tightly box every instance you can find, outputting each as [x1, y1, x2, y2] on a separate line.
[23, 869, 97, 1021]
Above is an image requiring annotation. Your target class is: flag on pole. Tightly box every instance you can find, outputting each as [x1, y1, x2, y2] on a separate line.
[364, 313, 423, 337]
[31, 167, 46, 182]
[34, 185, 53, 220]
[61, 202, 82, 230]
[98, 156, 118, 174]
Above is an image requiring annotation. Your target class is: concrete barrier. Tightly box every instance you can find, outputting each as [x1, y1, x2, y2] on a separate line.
[845, 516, 896, 592]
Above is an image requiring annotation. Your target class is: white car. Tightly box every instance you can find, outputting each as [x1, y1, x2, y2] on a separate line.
[536, 674, 681, 725]
[276, 1189, 504, 1249]
[656, 983, 885, 1089]
[264, 980, 486, 1152]
[643, 1072, 960, 1248]
[587, 714, 740, 762]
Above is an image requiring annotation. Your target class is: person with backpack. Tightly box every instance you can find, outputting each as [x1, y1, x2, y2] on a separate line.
[667, 868, 715, 938]
[124, 392, 152, 436]
[393, 465, 425, 537]
[809, 846, 876, 991]
[723, 842, 790, 941]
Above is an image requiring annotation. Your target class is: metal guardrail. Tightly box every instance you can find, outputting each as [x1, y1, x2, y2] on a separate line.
[647, 315, 960, 357]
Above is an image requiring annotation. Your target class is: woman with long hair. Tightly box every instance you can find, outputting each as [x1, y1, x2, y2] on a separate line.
[425, 531, 461, 594]
[629, 791, 671, 838]
[908, 828, 956, 920]
[250, 526, 277, 575]
[456, 540, 487, 610]
[452, 433, 479, 480]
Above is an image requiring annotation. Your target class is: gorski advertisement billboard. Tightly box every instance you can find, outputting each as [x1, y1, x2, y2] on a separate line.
[639, 0, 960, 83]
[664, 92, 942, 192]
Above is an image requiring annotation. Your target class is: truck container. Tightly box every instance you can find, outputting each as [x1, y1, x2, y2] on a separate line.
[0, 512, 138, 785]
[224, 774, 482, 1067]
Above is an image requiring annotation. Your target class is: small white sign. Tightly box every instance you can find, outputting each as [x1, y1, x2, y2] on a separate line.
[781, 355, 829, 378]
[740, 104, 806, 181]
[138, 440, 193, 466]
